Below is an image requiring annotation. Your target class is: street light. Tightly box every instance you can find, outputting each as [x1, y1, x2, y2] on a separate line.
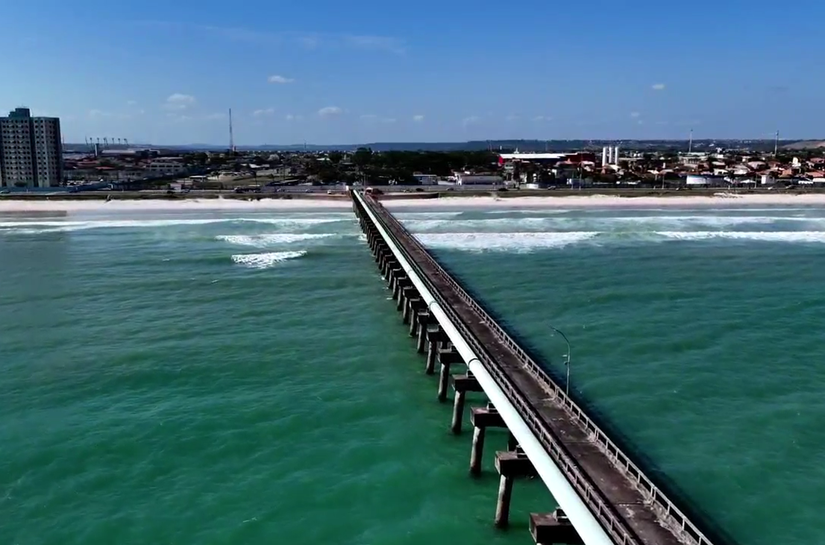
[549, 326, 572, 397]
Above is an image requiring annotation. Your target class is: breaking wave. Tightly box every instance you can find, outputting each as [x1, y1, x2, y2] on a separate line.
[231, 251, 307, 269]
[0, 217, 348, 234]
[217, 234, 336, 247]
[656, 231, 825, 243]
[414, 232, 598, 252]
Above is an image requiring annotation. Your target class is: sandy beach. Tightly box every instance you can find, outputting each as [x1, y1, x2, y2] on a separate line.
[2, 193, 825, 213]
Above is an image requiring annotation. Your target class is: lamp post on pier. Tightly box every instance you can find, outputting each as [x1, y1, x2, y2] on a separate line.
[549, 326, 572, 397]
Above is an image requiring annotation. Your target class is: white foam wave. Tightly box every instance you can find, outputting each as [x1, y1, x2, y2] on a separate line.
[231, 251, 307, 268]
[403, 215, 822, 234]
[414, 232, 597, 252]
[217, 234, 335, 247]
[657, 231, 825, 243]
[0, 217, 347, 233]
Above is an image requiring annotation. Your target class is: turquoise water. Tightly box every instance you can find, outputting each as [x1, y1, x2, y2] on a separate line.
[2, 203, 825, 544]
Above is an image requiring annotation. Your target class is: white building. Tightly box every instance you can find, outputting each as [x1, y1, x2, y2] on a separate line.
[0, 107, 63, 188]
[413, 173, 438, 185]
[146, 157, 187, 175]
[453, 172, 503, 185]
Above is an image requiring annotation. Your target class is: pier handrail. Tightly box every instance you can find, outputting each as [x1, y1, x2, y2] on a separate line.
[361, 194, 712, 545]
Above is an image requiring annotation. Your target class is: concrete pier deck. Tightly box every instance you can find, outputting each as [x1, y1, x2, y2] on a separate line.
[354, 191, 721, 545]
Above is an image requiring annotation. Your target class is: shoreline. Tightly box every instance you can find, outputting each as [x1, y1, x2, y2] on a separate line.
[2, 193, 825, 212]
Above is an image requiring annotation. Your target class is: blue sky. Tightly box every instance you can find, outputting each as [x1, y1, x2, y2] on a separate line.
[2, 0, 822, 145]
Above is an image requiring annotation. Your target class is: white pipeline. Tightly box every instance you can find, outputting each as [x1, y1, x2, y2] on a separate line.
[355, 192, 616, 545]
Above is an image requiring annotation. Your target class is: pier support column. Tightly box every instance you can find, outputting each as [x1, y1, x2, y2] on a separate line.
[407, 300, 425, 335]
[495, 475, 514, 529]
[507, 431, 518, 451]
[451, 390, 466, 434]
[415, 312, 434, 349]
[494, 450, 538, 529]
[397, 285, 413, 311]
[437, 350, 464, 402]
[402, 295, 420, 325]
[529, 511, 584, 545]
[450, 374, 482, 434]
[392, 276, 408, 301]
[425, 329, 444, 374]
[469, 405, 506, 476]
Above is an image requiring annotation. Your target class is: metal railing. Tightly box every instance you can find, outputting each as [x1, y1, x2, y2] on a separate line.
[357, 193, 712, 545]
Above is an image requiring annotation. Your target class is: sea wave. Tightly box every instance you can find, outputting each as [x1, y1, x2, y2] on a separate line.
[656, 231, 825, 243]
[231, 251, 307, 268]
[217, 234, 336, 247]
[402, 215, 824, 234]
[0, 217, 348, 234]
[414, 232, 598, 252]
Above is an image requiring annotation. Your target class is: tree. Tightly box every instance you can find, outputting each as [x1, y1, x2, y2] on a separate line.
[353, 147, 373, 168]
[328, 151, 344, 164]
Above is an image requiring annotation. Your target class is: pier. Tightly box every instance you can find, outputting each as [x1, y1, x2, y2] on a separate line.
[351, 190, 722, 545]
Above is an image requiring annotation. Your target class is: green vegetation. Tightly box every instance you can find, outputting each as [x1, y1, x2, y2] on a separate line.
[305, 148, 499, 184]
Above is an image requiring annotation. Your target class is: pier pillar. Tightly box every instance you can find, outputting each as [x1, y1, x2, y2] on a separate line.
[470, 426, 486, 475]
[415, 313, 434, 350]
[469, 405, 506, 476]
[451, 390, 466, 434]
[495, 474, 514, 528]
[398, 285, 414, 312]
[494, 450, 538, 529]
[529, 511, 584, 545]
[437, 350, 464, 402]
[402, 295, 420, 325]
[450, 374, 482, 434]
[407, 300, 425, 335]
[507, 431, 518, 451]
[425, 334, 439, 375]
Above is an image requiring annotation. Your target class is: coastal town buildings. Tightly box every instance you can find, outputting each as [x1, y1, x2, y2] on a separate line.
[0, 108, 63, 188]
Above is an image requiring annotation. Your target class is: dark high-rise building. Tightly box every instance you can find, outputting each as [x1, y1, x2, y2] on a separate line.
[0, 107, 63, 188]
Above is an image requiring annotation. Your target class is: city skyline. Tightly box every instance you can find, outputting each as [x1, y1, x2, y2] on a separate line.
[3, 0, 823, 145]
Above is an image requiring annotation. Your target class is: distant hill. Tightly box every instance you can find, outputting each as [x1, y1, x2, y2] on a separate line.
[64, 139, 813, 153]
[782, 140, 825, 150]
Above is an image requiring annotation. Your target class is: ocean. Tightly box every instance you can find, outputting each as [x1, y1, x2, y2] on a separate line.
[1, 202, 824, 545]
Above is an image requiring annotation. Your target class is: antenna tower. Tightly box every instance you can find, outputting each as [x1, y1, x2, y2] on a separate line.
[229, 108, 235, 153]
[774, 130, 779, 156]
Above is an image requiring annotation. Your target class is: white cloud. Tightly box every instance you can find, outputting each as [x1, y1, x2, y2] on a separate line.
[318, 106, 343, 117]
[142, 23, 407, 55]
[630, 111, 641, 118]
[88, 109, 132, 120]
[462, 115, 480, 126]
[253, 108, 276, 117]
[285, 114, 303, 121]
[505, 114, 520, 121]
[165, 93, 196, 110]
[534, 115, 553, 122]
[342, 34, 406, 54]
[361, 113, 396, 123]
[268, 75, 295, 84]
[412, 114, 424, 122]
[651, 83, 666, 91]
[203, 112, 226, 120]
[126, 100, 137, 106]
[637, 120, 644, 125]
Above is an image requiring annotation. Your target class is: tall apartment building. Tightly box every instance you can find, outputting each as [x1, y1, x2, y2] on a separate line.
[0, 108, 63, 188]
